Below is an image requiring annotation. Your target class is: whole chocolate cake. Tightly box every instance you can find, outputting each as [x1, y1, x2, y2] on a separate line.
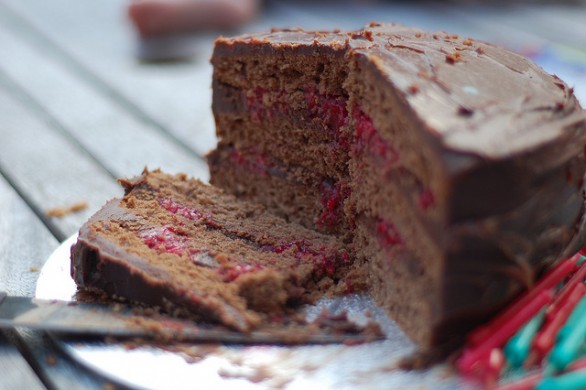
[71, 169, 358, 332]
[208, 23, 586, 347]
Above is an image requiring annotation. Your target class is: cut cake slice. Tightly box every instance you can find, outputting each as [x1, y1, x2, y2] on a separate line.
[71, 169, 358, 332]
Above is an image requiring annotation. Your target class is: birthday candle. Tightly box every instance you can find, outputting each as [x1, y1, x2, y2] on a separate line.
[532, 283, 586, 360]
[458, 289, 554, 374]
[547, 261, 586, 322]
[548, 295, 586, 371]
[493, 372, 542, 390]
[569, 356, 586, 371]
[535, 369, 586, 390]
[504, 309, 546, 368]
[556, 293, 586, 344]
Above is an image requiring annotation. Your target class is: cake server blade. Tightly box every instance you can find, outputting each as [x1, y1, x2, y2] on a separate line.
[0, 292, 382, 344]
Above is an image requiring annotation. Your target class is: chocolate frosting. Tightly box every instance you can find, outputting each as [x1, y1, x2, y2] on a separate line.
[215, 23, 586, 160]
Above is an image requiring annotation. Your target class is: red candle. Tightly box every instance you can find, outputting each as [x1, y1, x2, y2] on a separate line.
[458, 289, 554, 374]
[569, 356, 586, 371]
[485, 349, 506, 388]
[532, 283, 586, 360]
[467, 256, 578, 347]
[493, 372, 542, 390]
[547, 261, 586, 321]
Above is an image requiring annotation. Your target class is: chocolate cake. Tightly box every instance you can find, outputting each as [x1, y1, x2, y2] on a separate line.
[71, 169, 358, 332]
[208, 23, 586, 347]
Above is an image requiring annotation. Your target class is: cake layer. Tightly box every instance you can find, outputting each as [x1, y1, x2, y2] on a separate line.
[71, 170, 356, 332]
[208, 144, 353, 236]
[212, 44, 352, 185]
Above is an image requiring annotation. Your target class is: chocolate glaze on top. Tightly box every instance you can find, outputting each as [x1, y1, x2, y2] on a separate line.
[214, 23, 586, 161]
[212, 23, 586, 347]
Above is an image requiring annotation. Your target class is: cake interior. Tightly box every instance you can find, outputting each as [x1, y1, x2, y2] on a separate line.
[210, 43, 449, 346]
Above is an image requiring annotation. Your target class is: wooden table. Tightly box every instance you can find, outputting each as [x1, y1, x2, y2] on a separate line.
[0, 1, 584, 388]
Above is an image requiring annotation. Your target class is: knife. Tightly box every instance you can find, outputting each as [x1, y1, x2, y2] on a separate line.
[0, 291, 382, 344]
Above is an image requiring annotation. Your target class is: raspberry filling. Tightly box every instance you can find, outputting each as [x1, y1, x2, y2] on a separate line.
[418, 189, 436, 210]
[140, 225, 189, 256]
[375, 219, 404, 248]
[352, 108, 399, 165]
[229, 148, 270, 177]
[160, 197, 210, 222]
[139, 197, 352, 280]
[316, 180, 351, 230]
[246, 87, 290, 122]
[262, 239, 351, 277]
[139, 225, 218, 268]
[245, 87, 350, 153]
[304, 88, 350, 152]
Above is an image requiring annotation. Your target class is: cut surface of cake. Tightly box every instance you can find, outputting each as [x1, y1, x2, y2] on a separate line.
[208, 23, 586, 347]
[71, 169, 358, 332]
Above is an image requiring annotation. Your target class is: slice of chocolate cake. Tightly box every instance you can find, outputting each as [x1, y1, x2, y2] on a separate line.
[209, 23, 586, 347]
[71, 169, 357, 332]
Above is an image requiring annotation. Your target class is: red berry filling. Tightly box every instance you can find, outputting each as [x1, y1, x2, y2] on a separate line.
[140, 225, 189, 256]
[316, 180, 351, 230]
[375, 219, 404, 248]
[246, 87, 267, 123]
[418, 188, 436, 210]
[139, 225, 219, 268]
[262, 239, 351, 277]
[160, 197, 210, 222]
[152, 197, 352, 280]
[244, 87, 350, 153]
[304, 88, 350, 152]
[246, 87, 290, 123]
[229, 148, 270, 177]
[352, 108, 399, 164]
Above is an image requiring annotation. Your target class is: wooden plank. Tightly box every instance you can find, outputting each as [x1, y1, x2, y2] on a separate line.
[0, 170, 53, 390]
[0, 79, 121, 240]
[0, 4, 209, 184]
[0, 168, 59, 297]
[0, 332, 45, 390]
[0, 179, 109, 390]
[6, 329, 122, 390]
[0, 128, 126, 390]
[1, 0, 218, 157]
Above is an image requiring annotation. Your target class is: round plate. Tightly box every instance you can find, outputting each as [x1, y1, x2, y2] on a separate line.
[36, 235, 472, 390]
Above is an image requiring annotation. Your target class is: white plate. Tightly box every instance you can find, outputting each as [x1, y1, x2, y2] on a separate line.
[36, 235, 474, 390]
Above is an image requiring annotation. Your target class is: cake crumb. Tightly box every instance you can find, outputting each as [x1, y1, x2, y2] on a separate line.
[30, 266, 39, 272]
[458, 106, 474, 117]
[103, 383, 117, 390]
[462, 38, 474, 46]
[407, 84, 419, 95]
[46, 201, 88, 218]
[445, 51, 462, 64]
[476, 46, 485, 55]
[45, 354, 57, 366]
[218, 364, 292, 388]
